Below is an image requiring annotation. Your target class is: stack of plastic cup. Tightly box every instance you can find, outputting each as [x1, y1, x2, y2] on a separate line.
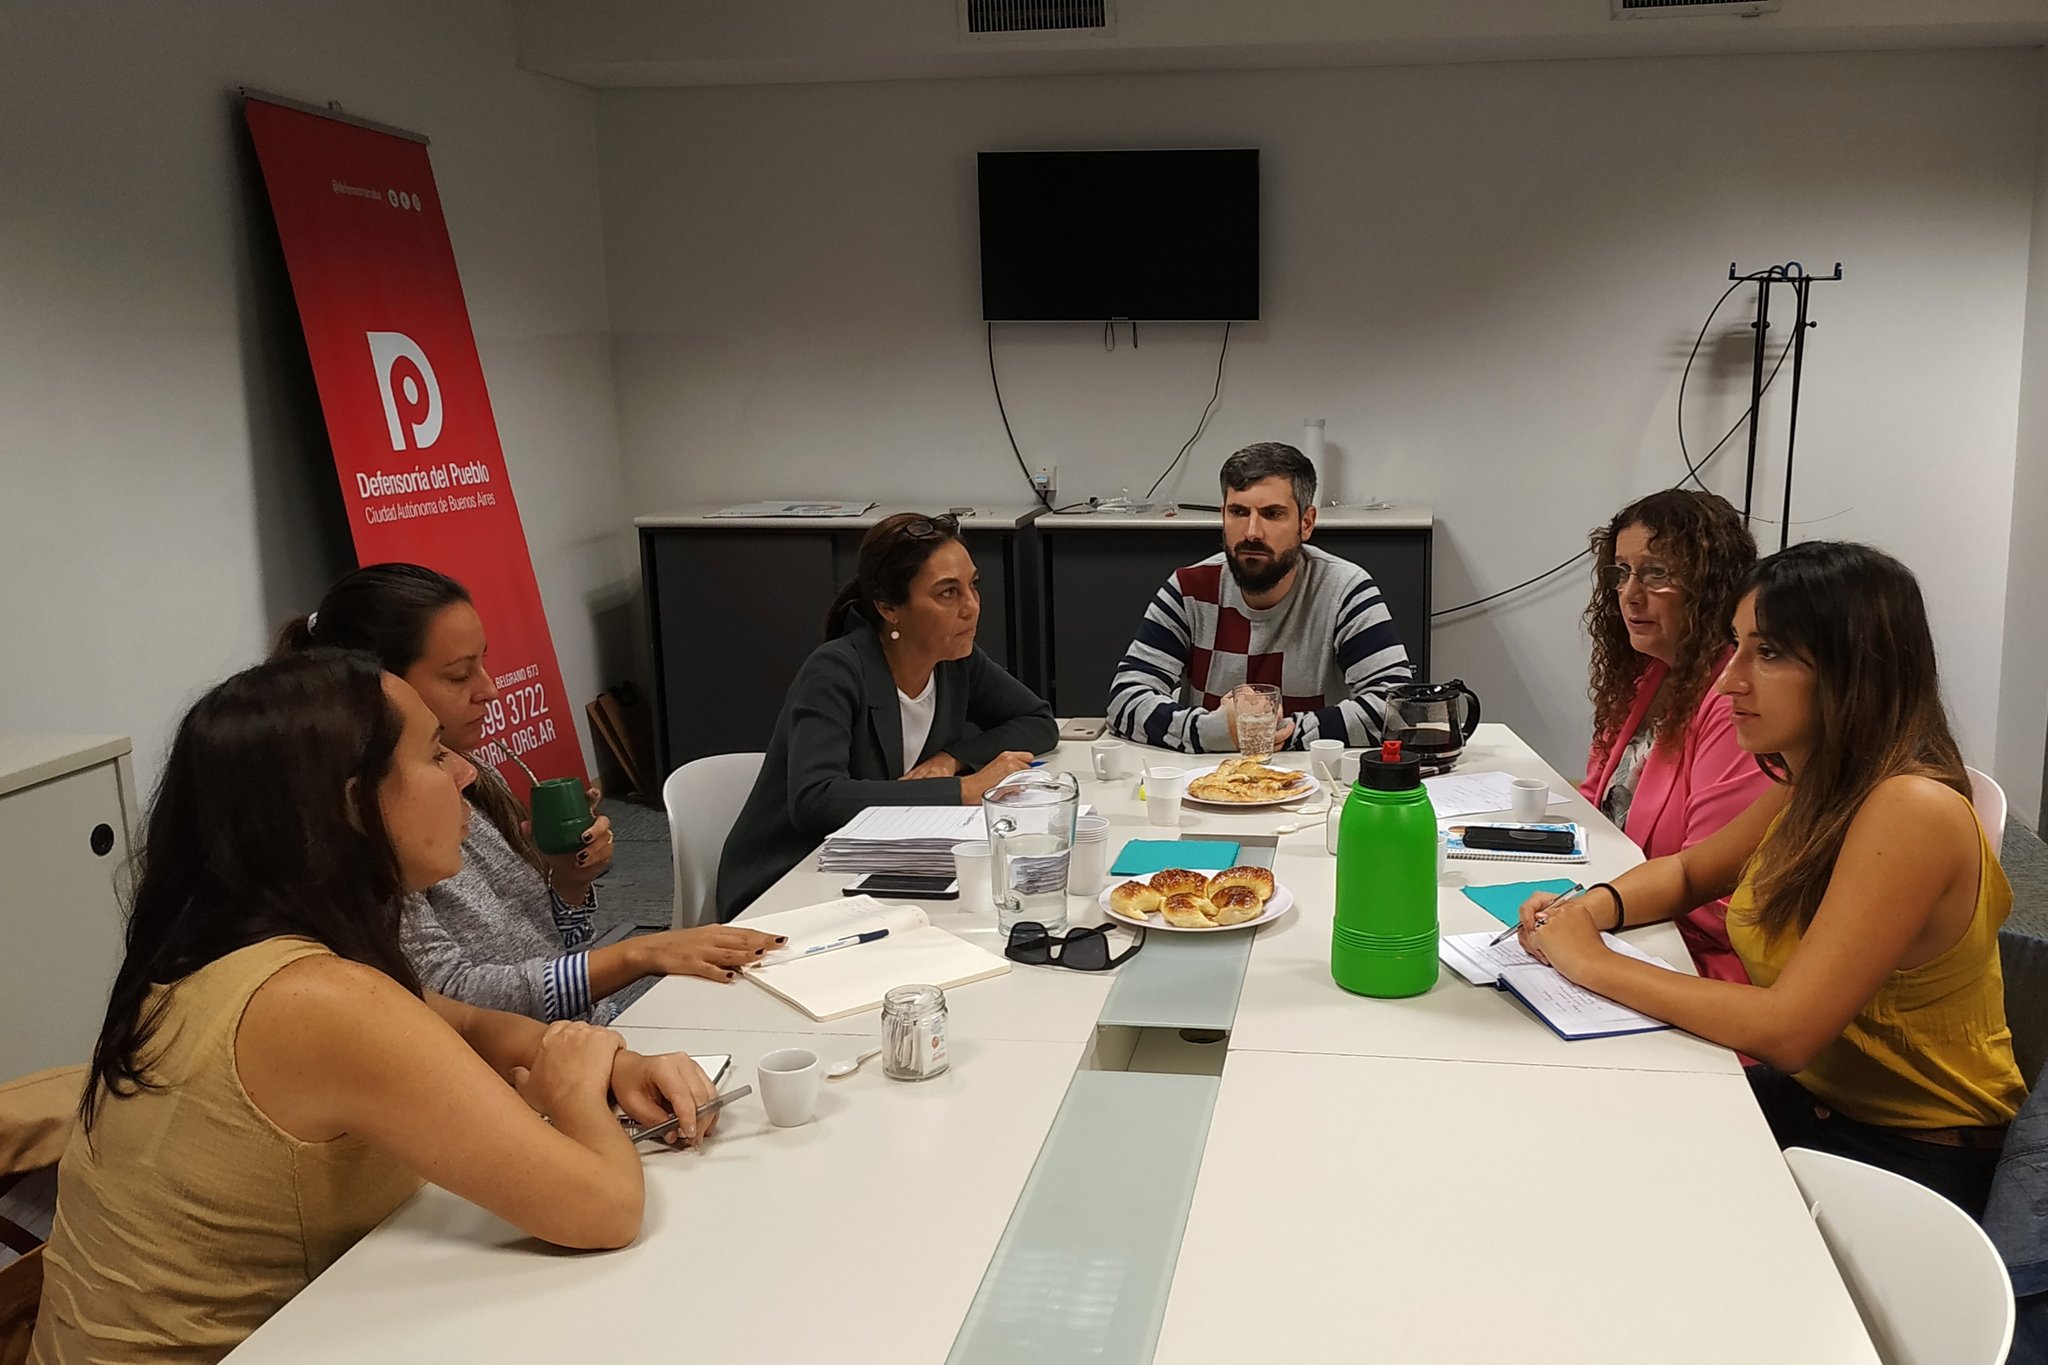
[1068, 815, 1111, 898]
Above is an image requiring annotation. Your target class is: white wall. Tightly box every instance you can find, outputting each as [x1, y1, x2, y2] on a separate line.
[597, 49, 2037, 775]
[0, 0, 633, 790]
[1998, 49, 2048, 832]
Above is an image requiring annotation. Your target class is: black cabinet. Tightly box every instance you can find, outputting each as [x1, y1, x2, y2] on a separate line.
[639, 509, 1042, 773]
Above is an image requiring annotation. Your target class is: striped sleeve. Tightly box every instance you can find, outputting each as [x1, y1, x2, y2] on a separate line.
[1300, 574, 1413, 746]
[541, 951, 594, 1022]
[1107, 574, 1211, 755]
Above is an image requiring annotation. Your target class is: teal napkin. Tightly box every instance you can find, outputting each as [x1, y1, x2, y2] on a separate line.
[1460, 879, 1581, 927]
[1109, 839, 1242, 877]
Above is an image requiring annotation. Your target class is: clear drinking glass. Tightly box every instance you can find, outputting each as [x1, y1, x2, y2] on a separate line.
[980, 771, 1079, 937]
[1232, 683, 1282, 761]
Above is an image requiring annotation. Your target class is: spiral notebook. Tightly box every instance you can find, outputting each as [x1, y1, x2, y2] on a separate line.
[1438, 931, 1673, 1041]
[1443, 821, 1588, 864]
[738, 897, 1010, 1022]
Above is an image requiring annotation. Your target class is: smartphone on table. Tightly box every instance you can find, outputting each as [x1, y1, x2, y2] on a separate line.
[1461, 824, 1577, 854]
[842, 872, 960, 899]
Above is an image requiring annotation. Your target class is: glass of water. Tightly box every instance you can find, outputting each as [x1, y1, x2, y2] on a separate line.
[979, 771, 1079, 938]
[1232, 683, 1283, 761]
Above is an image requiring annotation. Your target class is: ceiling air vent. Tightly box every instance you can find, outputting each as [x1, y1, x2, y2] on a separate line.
[961, 0, 1113, 38]
[1613, 0, 1779, 15]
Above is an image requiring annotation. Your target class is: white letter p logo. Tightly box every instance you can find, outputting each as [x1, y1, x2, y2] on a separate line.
[367, 331, 444, 451]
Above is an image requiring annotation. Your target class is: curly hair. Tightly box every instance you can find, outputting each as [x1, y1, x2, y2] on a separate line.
[1585, 489, 1756, 754]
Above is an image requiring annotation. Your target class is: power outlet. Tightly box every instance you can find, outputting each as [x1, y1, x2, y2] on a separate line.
[1032, 464, 1058, 501]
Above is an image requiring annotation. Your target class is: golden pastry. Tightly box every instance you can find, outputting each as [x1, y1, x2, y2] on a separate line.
[1206, 866, 1277, 904]
[1150, 867, 1209, 896]
[1160, 892, 1219, 928]
[1186, 755, 1314, 804]
[1108, 880, 1163, 919]
[1208, 884, 1263, 924]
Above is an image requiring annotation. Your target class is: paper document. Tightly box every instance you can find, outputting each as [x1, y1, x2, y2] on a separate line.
[738, 896, 1009, 1022]
[1423, 770, 1570, 822]
[1439, 931, 1675, 1040]
[709, 501, 877, 518]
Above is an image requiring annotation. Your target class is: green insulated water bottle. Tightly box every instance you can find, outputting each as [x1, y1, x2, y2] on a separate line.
[1331, 739, 1439, 998]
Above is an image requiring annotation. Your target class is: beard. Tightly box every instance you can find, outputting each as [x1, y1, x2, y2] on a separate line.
[1225, 539, 1300, 593]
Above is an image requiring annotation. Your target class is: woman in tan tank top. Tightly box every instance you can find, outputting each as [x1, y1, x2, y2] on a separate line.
[1516, 542, 2024, 1216]
[31, 653, 730, 1364]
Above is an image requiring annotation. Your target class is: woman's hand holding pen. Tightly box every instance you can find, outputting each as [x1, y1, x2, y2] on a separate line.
[1517, 889, 1607, 981]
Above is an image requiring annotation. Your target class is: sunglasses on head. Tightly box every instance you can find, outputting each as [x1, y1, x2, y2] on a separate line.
[898, 513, 960, 541]
[1004, 920, 1144, 971]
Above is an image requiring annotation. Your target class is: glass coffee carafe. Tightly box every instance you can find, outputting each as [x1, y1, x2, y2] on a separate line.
[1383, 679, 1483, 776]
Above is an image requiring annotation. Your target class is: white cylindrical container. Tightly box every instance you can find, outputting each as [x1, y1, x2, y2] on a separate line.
[1302, 418, 1327, 503]
[1069, 815, 1111, 898]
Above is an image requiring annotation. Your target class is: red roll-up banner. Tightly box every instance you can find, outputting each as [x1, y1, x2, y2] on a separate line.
[244, 94, 582, 793]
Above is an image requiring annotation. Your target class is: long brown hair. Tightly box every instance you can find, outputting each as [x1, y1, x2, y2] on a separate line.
[84, 652, 421, 1129]
[1585, 489, 1756, 753]
[1741, 542, 1968, 941]
[274, 563, 541, 873]
[822, 513, 963, 640]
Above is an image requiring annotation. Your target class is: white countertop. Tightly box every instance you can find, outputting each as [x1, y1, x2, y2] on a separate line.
[635, 503, 1045, 531]
[1033, 503, 1432, 531]
[0, 735, 131, 799]
[1153, 1050, 1879, 1365]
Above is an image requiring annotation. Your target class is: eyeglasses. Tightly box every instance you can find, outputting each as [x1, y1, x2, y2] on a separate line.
[1600, 563, 1680, 593]
[1004, 921, 1144, 972]
[898, 513, 960, 541]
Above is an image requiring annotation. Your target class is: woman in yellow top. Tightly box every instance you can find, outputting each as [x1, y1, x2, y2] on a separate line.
[1520, 541, 2025, 1216]
[32, 652, 728, 1364]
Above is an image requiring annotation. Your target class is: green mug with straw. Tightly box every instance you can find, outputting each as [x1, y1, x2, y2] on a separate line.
[527, 777, 592, 856]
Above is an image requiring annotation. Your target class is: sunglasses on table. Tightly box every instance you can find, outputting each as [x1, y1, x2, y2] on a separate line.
[1004, 921, 1145, 971]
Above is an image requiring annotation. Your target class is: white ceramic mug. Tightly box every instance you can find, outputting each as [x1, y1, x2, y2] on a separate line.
[1308, 739, 1345, 788]
[1509, 777, 1549, 823]
[1146, 766, 1188, 828]
[1090, 738, 1124, 780]
[758, 1047, 821, 1127]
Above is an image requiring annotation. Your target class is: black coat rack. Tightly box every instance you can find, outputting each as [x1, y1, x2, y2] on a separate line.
[1728, 261, 1843, 551]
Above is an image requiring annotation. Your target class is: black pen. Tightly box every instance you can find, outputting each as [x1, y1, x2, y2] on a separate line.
[1489, 883, 1586, 947]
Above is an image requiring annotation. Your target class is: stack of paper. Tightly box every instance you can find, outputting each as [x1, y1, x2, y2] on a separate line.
[1422, 770, 1570, 822]
[817, 806, 987, 877]
[1439, 931, 1675, 1041]
[741, 896, 1010, 1022]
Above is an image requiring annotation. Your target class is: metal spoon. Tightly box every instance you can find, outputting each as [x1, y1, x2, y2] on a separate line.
[826, 1048, 883, 1081]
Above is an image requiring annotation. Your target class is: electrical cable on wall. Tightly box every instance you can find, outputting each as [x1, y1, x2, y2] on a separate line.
[987, 322, 1053, 509]
[1145, 320, 1232, 501]
[1431, 278, 1803, 620]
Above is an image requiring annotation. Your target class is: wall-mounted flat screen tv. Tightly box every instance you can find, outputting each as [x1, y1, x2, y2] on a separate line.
[977, 148, 1259, 322]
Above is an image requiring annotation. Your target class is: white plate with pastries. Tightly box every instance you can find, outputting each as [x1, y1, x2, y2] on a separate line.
[1178, 758, 1320, 809]
[1099, 865, 1295, 933]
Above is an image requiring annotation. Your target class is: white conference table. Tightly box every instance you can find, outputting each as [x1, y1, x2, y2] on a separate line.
[228, 723, 1876, 1363]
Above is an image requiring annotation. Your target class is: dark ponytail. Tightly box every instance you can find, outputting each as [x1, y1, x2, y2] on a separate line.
[822, 513, 963, 640]
[276, 563, 541, 871]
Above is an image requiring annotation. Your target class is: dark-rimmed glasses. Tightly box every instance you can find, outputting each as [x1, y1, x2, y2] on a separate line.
[1004, 920, 1144, 972]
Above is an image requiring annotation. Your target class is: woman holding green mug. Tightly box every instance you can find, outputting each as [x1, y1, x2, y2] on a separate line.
[277, 564, 781, 1022]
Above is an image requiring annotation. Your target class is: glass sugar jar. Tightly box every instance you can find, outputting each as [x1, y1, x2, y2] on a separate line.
[881, 983, 949, 1081]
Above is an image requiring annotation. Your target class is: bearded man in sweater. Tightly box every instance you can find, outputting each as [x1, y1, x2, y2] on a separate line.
[1107, 442, 1413, 754]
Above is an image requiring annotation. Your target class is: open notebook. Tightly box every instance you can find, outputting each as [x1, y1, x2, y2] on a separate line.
[1438, 931, 1675, 1041]
[740, 897, 1010, 1022]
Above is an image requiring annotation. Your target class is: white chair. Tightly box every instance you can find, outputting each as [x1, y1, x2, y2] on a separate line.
[1968, 766, 2008, 844]
[1784, 1147, 2015, 1365]
[662, 753, 766, 930]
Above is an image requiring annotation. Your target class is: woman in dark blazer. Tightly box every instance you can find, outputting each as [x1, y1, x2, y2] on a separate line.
[716, 513, 1058, 919]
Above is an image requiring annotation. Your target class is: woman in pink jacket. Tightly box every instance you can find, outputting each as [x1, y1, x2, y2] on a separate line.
[1578, 489, 1768, 983]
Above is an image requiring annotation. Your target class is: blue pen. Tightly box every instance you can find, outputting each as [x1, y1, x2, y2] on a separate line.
[1028, 759, 1047, 767]
[791, 928, 890, 959]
